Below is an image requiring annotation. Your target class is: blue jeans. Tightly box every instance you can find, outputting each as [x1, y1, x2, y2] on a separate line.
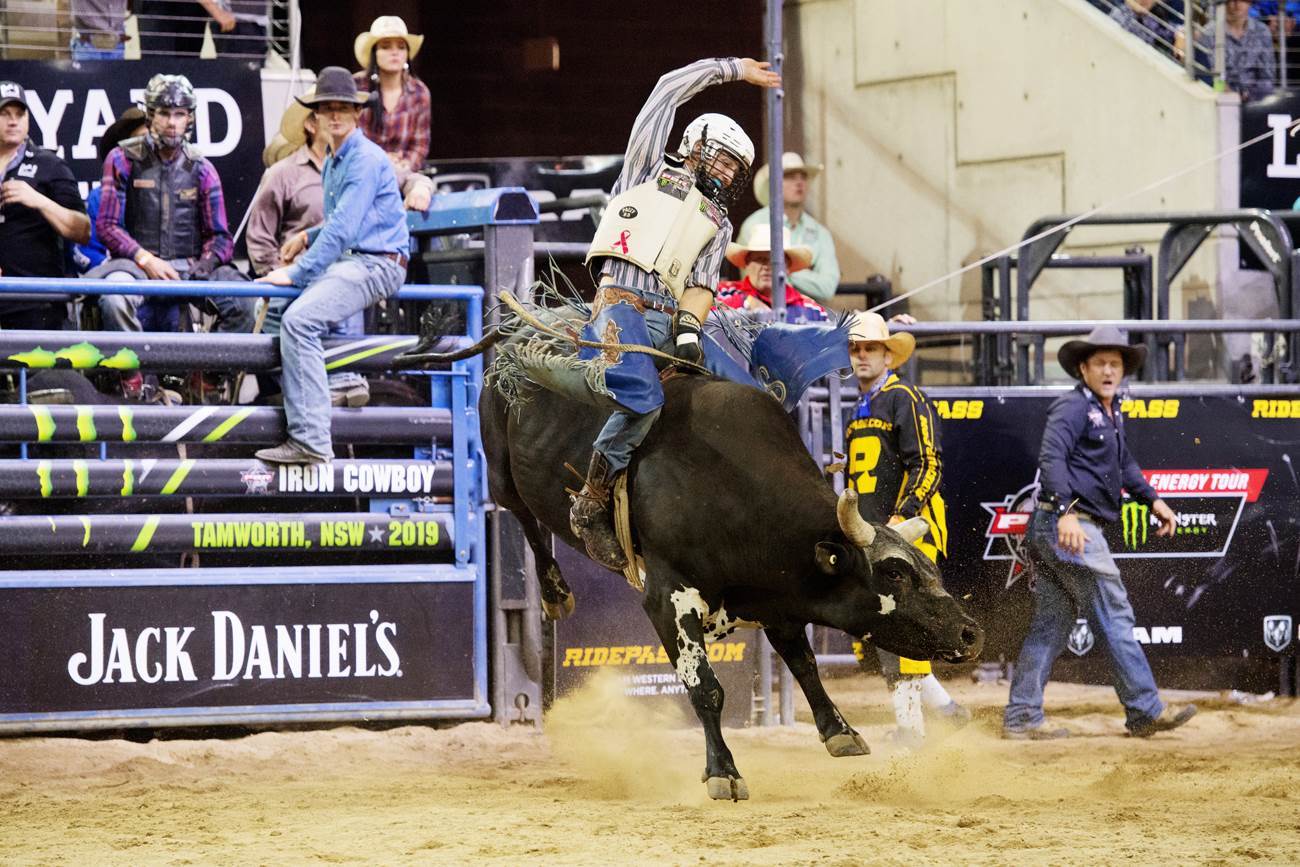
[70, 39, 124, 61]
[280, 254, 404, 458]
[1004, 511, 1164, 732]
[264, 298, 366, 392]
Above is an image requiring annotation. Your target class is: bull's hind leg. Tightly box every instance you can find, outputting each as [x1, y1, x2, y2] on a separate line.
[513, 505, 575, 620]
[765, 625, 870, 758]
[643, 580, 747, 801]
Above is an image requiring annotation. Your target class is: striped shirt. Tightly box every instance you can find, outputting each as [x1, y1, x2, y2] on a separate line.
[598, 58, 744, 302]
[97, 141, 233, 265]
[354, 72, 432, 173]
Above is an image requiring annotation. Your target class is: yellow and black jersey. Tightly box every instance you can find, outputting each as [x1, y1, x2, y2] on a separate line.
[845, 372, 947, 558]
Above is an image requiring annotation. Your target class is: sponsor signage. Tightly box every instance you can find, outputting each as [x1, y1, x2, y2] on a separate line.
[551, 543, 755, 726]
[0, 565, 482, 723]
[0, 58, 265, 236]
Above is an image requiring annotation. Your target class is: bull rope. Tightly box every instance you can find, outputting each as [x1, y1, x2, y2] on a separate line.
[869, 116, 1300, 315]
[496, 290, 711, 376]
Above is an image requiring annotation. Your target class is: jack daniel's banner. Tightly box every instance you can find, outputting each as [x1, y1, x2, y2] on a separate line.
[0, 567, 480, 722]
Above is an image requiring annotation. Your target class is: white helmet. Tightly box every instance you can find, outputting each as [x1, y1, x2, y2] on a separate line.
[678, 112, 755, 170]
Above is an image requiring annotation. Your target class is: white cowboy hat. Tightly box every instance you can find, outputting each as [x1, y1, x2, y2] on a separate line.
[848, 311, 915, 367]
[353, 16, 424, 69]
[262, 86, 315, 167]
[725, 225, 813, 272]
[753, 152, 824, 206]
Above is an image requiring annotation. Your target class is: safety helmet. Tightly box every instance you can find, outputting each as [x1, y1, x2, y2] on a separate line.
[677, 113, 755, 208]
[144, 74, 197, 113]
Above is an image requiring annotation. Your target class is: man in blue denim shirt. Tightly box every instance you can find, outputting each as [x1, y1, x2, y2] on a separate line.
[255, 67, 409, 464]
[1003, 325, 1197, 740]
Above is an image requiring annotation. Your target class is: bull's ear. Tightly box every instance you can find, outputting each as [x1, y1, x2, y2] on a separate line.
[814, 542, 852, 576]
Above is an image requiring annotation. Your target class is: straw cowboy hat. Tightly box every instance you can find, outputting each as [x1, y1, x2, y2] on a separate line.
[262, 86, 315, 167]
[725, 225, 814, 272]
[848, 311, 915, 367]
[1057, 324, 1147, 379]
[354, 16, 424, 69]
[753, 152, 824, 206]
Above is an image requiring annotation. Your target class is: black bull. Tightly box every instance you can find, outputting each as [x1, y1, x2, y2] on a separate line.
[405, 335, 984, 801]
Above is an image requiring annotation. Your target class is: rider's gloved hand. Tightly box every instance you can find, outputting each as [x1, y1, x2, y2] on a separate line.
[672, 309, 705, 369]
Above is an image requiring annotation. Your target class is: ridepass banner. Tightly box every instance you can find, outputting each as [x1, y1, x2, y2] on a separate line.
[0, 58, 265, 231]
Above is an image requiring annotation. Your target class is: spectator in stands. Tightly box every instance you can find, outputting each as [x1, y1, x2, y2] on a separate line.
[254, 67, 409, 464]
[1188, 0, 1277, 102]
[716, 225, 827, 322]
[0, 81, 90, 329]
[88, 74, 253, 337]
[246, 90, 371, 409]
[843, 311, 969, 746]
[1109, 0, 1176, 54]
[738, 152, 840, 304]
[1253, 1, 1300, 83]
[70, 0, 129, 60]
[353, 16, 433, 210]
[73, 107, 146, 274]
[1003, 326, 1196, 740]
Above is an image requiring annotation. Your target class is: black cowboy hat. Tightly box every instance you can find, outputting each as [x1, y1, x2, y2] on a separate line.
[1057, 324, 1147, 379]
[99, 106, 147, 162]
[296, 67, 368, 108]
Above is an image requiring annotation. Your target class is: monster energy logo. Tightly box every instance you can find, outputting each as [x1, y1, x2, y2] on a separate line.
[1121, 501, 1150, 550]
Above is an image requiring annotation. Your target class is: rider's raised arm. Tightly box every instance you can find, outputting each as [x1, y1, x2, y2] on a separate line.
[615, 57, 745, 193]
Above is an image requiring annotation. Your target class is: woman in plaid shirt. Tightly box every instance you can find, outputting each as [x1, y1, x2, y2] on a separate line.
[352, 16, 431, 178]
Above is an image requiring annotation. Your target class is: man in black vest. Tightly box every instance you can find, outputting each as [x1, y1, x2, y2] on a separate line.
[88, 74, 254, 336]
[0, 80, 90, 329]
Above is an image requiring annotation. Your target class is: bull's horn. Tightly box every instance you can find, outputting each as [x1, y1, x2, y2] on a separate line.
[836, 489, 876, 548]
[895, 517, 929, 544]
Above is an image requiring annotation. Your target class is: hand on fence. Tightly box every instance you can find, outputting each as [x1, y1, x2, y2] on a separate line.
[256, 268, 293, 286]
[739, 59, 782, 89]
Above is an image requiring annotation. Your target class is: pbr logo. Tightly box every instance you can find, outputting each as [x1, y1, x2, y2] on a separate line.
[980, 475, 1041, 587]
[1068, 619, 1094, 656]
[1263, 615, 1293, 652]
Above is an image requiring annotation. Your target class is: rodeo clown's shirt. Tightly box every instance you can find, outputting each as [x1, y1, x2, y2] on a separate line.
[846, 371, 948, 559]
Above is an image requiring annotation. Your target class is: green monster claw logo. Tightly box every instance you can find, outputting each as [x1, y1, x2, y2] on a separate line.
[7, 342, 140, 370]
[1121, 501, 1150, 550]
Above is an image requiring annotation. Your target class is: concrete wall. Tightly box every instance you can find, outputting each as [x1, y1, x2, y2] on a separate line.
[786, 0, 1233, 324]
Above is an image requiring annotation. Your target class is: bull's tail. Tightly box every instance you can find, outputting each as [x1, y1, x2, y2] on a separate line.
[395, 327, 506, 364]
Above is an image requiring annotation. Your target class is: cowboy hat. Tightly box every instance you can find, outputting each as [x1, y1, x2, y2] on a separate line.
[98, 106, 146, 162]
[354, 16, 424, 69]
[1057, 324, 1147, 379]
[725, 225, 814, 272]
[753, 152, 824, 206]
[296, 67, 367, 108]
[848, 311, 915, 367]
[263, 87, 315, 167]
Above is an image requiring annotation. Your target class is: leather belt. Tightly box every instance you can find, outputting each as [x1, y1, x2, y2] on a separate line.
[1037, 501, 1099, 524]
[594, 284, 676, 316]
[355, 250, 409, 269]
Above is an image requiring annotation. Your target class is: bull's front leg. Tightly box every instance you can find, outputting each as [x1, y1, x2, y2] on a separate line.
[642, 583, 748, 801]
[764, 624, 870, 758]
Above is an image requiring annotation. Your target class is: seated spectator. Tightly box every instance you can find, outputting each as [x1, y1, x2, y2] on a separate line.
[70, 0, 129, 60]
[72, 106, 146, 275]
[353, 16, 434, 211]
[716, 226, 828, 322]
[738, 152, 840, 304]
[1109, 0, 1176, 54]
[1185, 0, 1277, 102]
[246, 90, 370, 408]
[86, 74, 254, 339]
[0, 81, 91, 330]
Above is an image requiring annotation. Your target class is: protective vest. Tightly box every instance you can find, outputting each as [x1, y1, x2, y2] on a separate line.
[121, 135, 204, 260]
[586, 166, 727, 299]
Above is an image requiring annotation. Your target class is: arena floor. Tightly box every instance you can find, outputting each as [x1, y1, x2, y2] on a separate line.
[2, 675, 1297, 865]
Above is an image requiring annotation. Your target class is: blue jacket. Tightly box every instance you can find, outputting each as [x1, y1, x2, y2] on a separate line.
[1037, 383, 1160, 524]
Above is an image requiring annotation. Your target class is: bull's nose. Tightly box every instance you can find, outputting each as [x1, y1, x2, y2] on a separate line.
[961, 625, 981, 648]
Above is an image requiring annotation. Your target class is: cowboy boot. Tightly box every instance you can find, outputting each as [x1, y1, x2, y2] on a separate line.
[569, 451, 629, 571]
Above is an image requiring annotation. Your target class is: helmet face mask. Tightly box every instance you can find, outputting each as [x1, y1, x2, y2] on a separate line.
[144, 74, 196, 148]
[678, 112, 754, 210]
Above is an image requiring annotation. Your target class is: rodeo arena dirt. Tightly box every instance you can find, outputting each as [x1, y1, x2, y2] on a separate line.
[4, 1, 1300, 864]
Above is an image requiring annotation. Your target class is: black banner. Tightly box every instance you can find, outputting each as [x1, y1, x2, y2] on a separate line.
[1241, 89, 1300, 213]
[552, 542, 756, 727]
[929, 389, 1300, 663]
[0, 573, 476, 717]
[0, 58, 265, 231]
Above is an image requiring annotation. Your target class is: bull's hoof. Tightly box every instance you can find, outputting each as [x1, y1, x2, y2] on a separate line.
[705, 775, 749, 802]
[541, 592, 576, 621]
[824, 732, 871, 757]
